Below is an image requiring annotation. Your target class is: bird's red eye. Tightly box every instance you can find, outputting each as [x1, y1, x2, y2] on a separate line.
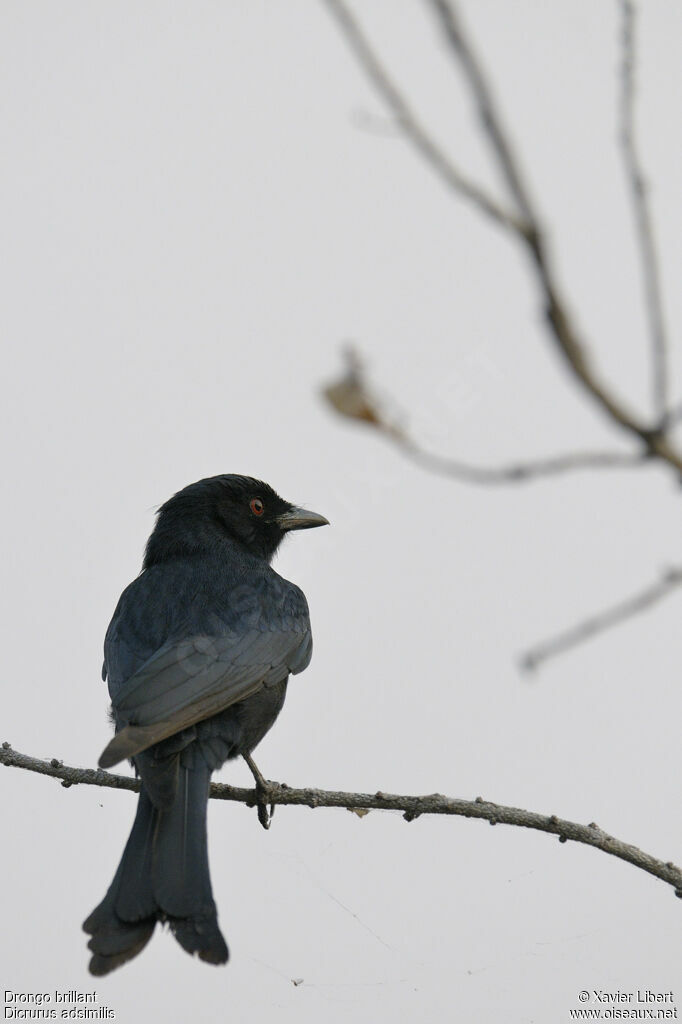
[250, 498, 264, 516]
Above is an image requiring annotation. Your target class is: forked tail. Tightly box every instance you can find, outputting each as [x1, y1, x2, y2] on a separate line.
[83, 763, 228, 976]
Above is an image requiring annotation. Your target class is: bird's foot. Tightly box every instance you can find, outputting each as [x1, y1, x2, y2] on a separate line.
[243, 753, 275, 830]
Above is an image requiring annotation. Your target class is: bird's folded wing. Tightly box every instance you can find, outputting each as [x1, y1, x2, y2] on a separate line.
[98, 626, 307, 769]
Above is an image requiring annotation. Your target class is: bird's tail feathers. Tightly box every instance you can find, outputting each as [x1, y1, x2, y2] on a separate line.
[83, 763, 228, 975]
[83, 789, 158, 976]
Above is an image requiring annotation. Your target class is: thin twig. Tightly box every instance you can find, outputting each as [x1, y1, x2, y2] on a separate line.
[324, 0, 682, 476]
[323, 0, 525, 234]
[520, 566, 682, 672]
[323, 347, 648, 484]
[618, 0, 670, 425]
[428, 0, 534, 224]
[2, 741, 682, 899]
[426, 0, 682, 473]
[395, 433, 647, 484]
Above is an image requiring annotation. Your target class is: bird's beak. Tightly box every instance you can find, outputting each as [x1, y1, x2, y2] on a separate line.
[277, 506, 330, 531]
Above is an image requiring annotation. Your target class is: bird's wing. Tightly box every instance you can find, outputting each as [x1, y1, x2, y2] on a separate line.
[99, 609, 310, 770]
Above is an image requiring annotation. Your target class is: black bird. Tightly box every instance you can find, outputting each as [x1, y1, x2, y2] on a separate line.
[83, 475, 328, 975]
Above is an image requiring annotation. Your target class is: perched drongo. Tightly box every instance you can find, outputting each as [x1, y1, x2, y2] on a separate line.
[83, 474, 328, 975]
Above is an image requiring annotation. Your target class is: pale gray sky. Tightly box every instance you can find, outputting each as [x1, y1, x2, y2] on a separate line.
[2, 2, 682, 1021]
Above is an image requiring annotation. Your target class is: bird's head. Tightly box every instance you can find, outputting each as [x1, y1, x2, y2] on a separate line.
[143, 474, 329, 567]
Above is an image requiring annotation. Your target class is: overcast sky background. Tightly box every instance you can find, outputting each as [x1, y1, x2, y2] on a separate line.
[2, 2, 682, 1021]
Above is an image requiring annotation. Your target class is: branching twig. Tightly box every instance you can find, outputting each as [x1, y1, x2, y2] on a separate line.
[428, 0, 535, 225]
[323, 0, 682, 477]
[426, 0, 682, 471]
[618, 0, 670, 425]
[2, 741, 682, 899]
[323, 347, 648, 484]
[520, 566, 682, 672]
[395, 433, 647, 484]
[322, 0, 682, 664]
[323, 0, 525, 234]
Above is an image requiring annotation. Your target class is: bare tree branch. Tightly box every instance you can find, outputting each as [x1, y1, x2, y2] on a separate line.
[394, 432, 647, 484]
[520, 566, 682, 672]
[425, 0, 682, 472]
[322, 0, 525, 234]
[323, 0, 682, 477]
[428, 0, 535, 224]
[618, 0, 670, 425]
[323, 348, 648, 484]
[322, 1, 682, 665]
[3, 741, 682, 899]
